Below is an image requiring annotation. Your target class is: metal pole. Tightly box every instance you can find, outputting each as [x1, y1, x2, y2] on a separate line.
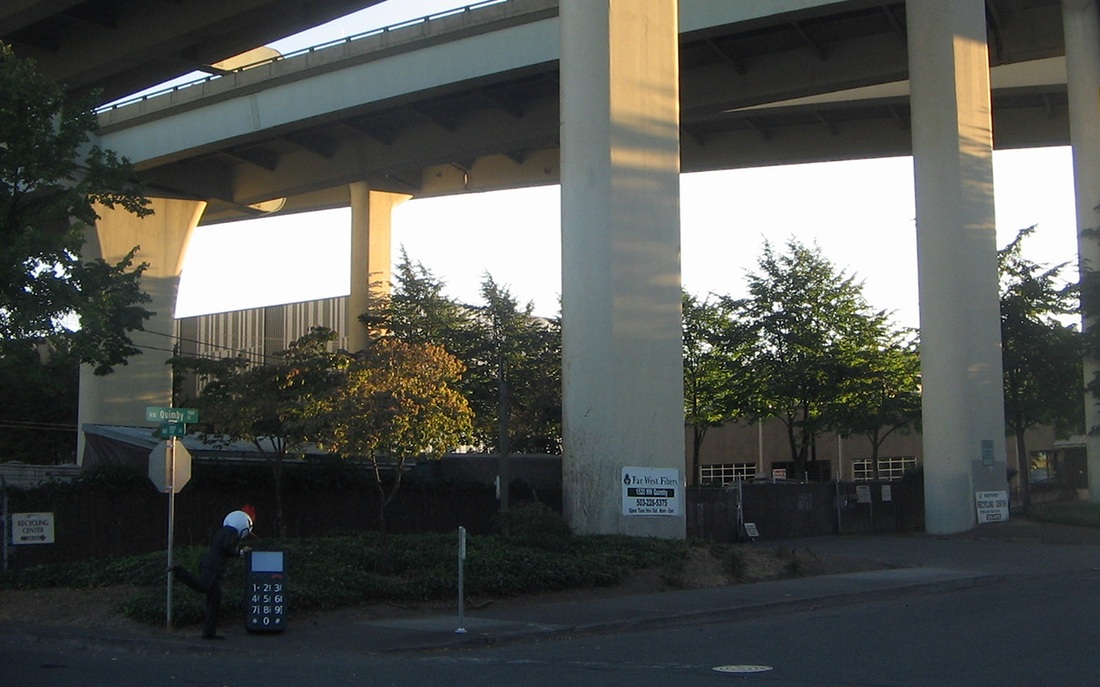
[869, 479, 875, 534]
[166, 437, 175, 632]
[456, 526, 466, 634]
[736, 481, 744, 540]
[835, 471, 842, 535]
[2, 476, 8, 572]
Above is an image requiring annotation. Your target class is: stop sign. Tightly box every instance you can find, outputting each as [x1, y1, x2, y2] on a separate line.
[148, 441, 192, 493]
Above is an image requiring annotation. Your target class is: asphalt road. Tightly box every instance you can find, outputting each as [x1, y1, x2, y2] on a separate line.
[6, 568, 1099, 687]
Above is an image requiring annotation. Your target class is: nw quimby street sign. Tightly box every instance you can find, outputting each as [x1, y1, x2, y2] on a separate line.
[145, 406, 199, 423]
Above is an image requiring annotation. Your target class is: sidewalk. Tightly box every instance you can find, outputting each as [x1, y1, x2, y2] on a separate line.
[6, 518, 1100, 656]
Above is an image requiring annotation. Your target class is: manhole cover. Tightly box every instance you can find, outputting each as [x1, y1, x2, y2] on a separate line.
[712, 665, 774, 674]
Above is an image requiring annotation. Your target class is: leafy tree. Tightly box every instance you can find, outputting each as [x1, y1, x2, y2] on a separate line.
[682, 290, 754, 483]
[1079, 228, 1100, 437]
[172, 328, 346, 537]
[1, 43, 151, 374]
[832, 330, 922, 479]
[317, 336, 473, 536]
[740, 238, 893, 480]
[999, 226, 1082, 506]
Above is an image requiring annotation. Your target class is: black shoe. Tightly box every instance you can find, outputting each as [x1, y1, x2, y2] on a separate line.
[201, 634, 225, 640]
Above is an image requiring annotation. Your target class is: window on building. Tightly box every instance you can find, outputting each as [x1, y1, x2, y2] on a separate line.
[853, 456, 916, 481]
[1029, 451, 1054, 483]
[699, 463, 756, 485]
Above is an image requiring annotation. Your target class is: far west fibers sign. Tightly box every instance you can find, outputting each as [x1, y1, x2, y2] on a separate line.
[622, 467, 681, 516]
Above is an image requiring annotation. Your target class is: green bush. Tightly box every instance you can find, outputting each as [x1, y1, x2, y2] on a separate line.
[493, 502, 572, 549]
[1028, 502, 1100, 528]
[720, 547, 745, 579]
[0, 530, 692, 628]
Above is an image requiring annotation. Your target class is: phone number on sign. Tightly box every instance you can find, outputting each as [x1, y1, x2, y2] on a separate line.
[634, 498, 669, 508]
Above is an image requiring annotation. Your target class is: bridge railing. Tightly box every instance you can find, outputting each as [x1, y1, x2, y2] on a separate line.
[95, 0, 512, 114]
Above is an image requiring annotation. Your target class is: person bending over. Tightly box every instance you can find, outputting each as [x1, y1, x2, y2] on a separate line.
[171, 505, 256, 639]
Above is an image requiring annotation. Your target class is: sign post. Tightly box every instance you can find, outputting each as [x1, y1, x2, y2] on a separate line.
[456, 526, 467, 634]
[1, 477, 7, 572]
[146, 407, 197, 631]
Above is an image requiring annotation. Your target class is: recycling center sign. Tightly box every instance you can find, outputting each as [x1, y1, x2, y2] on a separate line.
[12, 512, 55, 545]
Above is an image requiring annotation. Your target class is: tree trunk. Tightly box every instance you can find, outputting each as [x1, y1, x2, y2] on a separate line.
[272, 453, 286, 538]
[692, 426, 707, 484]
[1015, 427, 1031, 510]
[498, 368, 511, 514]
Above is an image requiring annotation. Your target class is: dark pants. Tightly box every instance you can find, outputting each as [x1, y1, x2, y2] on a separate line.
[173, 554, 225, 637]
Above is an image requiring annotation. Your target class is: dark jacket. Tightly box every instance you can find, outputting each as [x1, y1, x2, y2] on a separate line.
[201, 525, 244, 580]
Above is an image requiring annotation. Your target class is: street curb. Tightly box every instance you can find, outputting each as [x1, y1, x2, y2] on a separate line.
[377, 571, 1008, 654]
[0, 571, 1029, 656]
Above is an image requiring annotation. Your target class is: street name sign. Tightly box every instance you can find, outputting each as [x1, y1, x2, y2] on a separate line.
[145, 406, 199, 423]
[12, 512, 55, 545]
[159, 421, 185, 438]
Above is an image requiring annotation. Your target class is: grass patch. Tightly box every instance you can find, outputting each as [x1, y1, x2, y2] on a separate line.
[0, 531, 690, 628]
[1027, 501, 1100, 528]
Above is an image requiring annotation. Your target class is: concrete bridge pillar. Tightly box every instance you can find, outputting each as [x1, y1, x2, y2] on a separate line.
[77, 198, 206, 463]
[348, 183, 409, 352]
[1061, 0, 1100, 503]
[907, 0, 1008, 533]
[559, 0, 685, 537]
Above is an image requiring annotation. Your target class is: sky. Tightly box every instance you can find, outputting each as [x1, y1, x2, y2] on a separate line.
[172, 2, 1082, 332]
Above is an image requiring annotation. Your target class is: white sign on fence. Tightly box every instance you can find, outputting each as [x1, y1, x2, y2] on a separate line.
[856, 485, 872, 504]
[12, 512, 54, 545]
[622, 467, 681, 516]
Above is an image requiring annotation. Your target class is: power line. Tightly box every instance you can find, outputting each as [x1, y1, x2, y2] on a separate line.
[0, 420, 78, 432]
[139, 327, 284, 364]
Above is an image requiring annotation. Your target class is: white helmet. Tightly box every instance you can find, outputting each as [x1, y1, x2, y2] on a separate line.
[223, 509, 253, 538]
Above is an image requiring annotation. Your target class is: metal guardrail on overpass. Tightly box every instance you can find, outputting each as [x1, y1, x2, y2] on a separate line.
[96, 0, 513, 114]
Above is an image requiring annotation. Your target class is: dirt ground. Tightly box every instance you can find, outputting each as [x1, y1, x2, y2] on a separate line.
[0, 544, 888, 632]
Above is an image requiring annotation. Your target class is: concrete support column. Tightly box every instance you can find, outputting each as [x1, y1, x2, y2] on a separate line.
[908, 0, 1008, 533]
[77, 198, 206, 462]
[347, 183, 409, 352]
[560, 0, 684, 537]
[1062, 0, 1100, 502]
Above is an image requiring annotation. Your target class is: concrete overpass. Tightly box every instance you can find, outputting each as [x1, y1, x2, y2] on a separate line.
[89, 0, 1072, 221]
[8, 0, 1100, 536]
